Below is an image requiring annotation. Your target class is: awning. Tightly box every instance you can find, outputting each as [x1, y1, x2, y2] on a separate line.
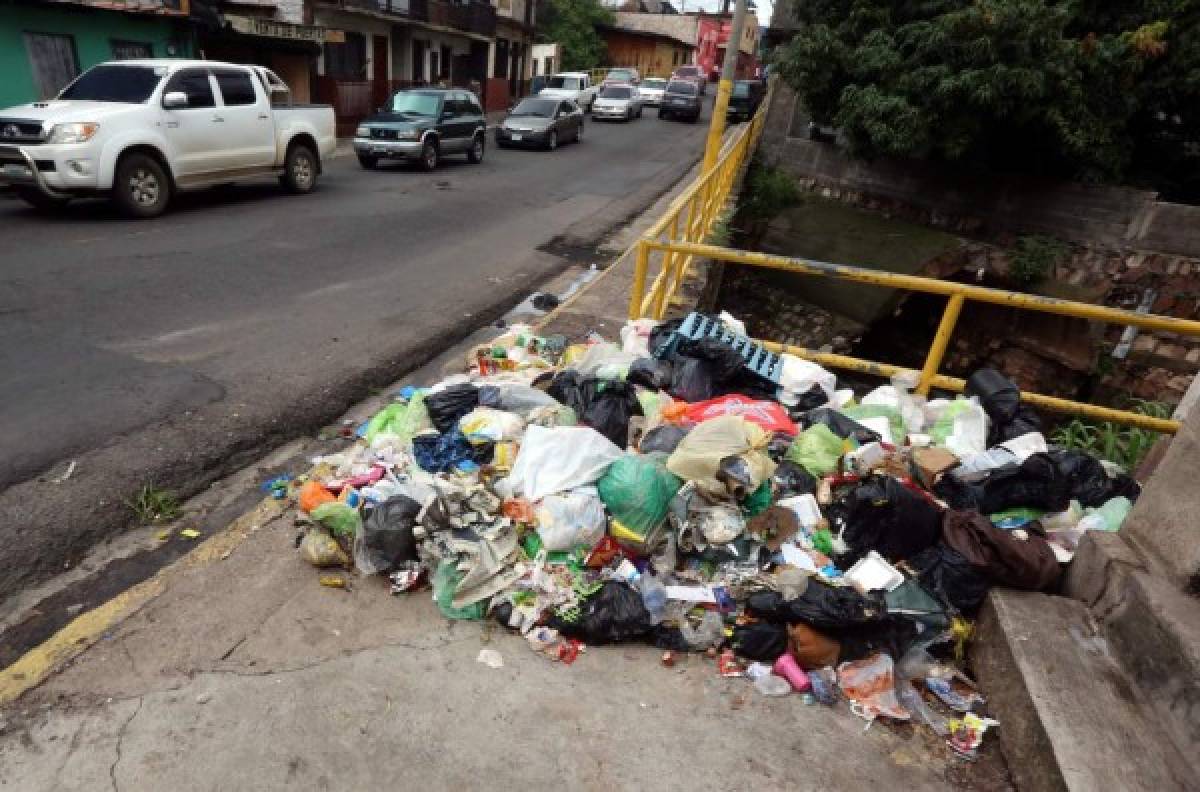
[225, 13, 344, 43]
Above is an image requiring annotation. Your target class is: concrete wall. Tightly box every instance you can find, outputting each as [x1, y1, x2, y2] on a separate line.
[0, 4, 189, 107]
[759, 81, 1200, 258]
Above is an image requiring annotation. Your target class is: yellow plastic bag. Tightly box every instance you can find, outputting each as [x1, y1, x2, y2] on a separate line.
[666, 416, 775, 499]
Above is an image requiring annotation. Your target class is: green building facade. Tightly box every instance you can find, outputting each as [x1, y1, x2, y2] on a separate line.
[0, 1, 192, 108]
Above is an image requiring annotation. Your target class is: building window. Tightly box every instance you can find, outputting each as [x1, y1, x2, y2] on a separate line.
[24, 32, 79, 99]
[111, 39, 153, 60]
[494, 38, 509, 78]
[429, 48, 440, 82]
[325, 32, 367, 79]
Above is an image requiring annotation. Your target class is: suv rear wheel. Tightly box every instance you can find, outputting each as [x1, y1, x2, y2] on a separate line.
[357, 153, 378, 169]
[419, 140, 439, 171]
[467, 134, 485, 163]
[112, 152, 170, 218]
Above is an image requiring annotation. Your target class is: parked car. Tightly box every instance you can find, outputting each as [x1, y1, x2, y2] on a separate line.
[538, 72, 598, 112]
[658, 80, 702, 122]
[496, 97, 584, 149]
[603, 67, 641, 85]
[354, 89, 486, 171]
[638, 77, 668, 106]
[0, 59, 334, 218]
[726, 80, 765, 122]
[670, 65, 707, 95]
[591, 84, 643, 121]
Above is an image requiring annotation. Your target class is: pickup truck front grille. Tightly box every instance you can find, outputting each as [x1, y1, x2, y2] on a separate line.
[0, 119, 45, 144]
[370, 128, 398, 140]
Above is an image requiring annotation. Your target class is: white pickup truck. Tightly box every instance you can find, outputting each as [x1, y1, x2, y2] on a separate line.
[537, 72, 599, 112]
[0, 59, 336, 218]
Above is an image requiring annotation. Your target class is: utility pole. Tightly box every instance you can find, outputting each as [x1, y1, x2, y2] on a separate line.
[702, 0, 746, 172]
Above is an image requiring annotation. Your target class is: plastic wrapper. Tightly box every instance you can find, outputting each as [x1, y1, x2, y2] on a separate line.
[412, 430, 492, 473]
[597, 454, 681, 534]
[572, 342, 639, 380]
[310, 501, 362, 540]
[354, 495, 421, 575]
[837, 653, 910, 721]
[801, 407, 880, 444]
[535, 487, 607, 551]
[300, 527, 350, 568]
[298, 480, 336, 514]
[424, 383, 481, 433]
[841, 404, 905, 445]
[679, 610, 725, 650]
[458, 407, 525, 443]
[776, 354, 837, 406]
[365, 392, 433, 445]
[666, 415, 775, 499]
[682, 394, 798, 435]
[786, 424, 844, 476]
[620, 318, 657, 356]
[433, 560, 485, 621]
[509, 425, 623, 500]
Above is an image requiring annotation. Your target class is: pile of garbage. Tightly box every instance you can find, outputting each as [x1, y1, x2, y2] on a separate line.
[288, 312, 1140, 756]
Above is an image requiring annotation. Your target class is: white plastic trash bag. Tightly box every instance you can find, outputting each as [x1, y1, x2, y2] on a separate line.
[509, 425, 623, 500]
[572, 342, 639, 380]
[535, 486, 607, 551]
[620, 319, 658, 356]
[459, 407, 525, 443]
[776, 354, 837, 406]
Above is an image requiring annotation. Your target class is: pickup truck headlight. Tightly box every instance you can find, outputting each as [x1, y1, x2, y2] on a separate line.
[355, 125, 370, 138]
[47, 122, 99, 144]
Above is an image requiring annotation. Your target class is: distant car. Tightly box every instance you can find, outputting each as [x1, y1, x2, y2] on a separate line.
[726, 80, 764, 122]
[592, 83, 642, 121]
[670, 65, 707, 95]
[658, 79, 702, 122]
[603, 67, 640, 85]
[638, 77, 668, 106]
[496, 97, 584, 150]
[354, 89, 486, 170]
[538, 71, 597, 112]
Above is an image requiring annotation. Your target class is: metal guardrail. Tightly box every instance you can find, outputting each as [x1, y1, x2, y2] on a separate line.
[626, 96, 1197, 435]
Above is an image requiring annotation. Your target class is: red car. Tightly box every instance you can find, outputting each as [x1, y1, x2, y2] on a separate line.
[670, 65, 707, 95]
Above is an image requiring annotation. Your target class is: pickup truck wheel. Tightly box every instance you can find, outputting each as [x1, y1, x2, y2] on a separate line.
[467, 135, 485, 163]
[419, 140, 439, 171]
[281, 143, 317, 194]
[357, 154, 378, 169]
[113, 153, 169, 218]
[15, 187, 69, 211]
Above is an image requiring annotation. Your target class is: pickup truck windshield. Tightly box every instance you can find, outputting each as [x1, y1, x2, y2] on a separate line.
[59, 64, 162, 103]
[546, 76, 581, 90]
[390, 91, 440, 116]
[599, 85, 631, 99]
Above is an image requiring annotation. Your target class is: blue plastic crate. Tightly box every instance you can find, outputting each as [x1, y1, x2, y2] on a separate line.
[652, 313, 782, 384]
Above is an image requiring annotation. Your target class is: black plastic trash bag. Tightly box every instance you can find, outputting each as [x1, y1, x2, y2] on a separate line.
[581, 380, 643, 448]
[977, 452, 1072, 513]
[1048, 449, 1138, 507]
[546, 370, 590, 417]
[966, 368, 1021, 425]
[551, 581, 652, 645]
[667, 338, 747, 402]
[648, 318, 685, 359]
[746, 582, 887, 633]
[791, 383, 830, 412]
[413, 431, 492, 473]
[640, 424, 689, 454]
[425, 384, 480, 433]
[772, 460, 817, 498]
[731, 621, 789, 662]
[832, 475, 943, 565]
[358, 495, 421, 573]
[627, 358, 673, 390]
[800, 408, 881, 445]
[906, 543, 992, 614]
[991, 406, 1043, 446]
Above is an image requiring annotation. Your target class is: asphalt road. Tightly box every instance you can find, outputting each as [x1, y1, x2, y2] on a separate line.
[0, 101, 713, 597]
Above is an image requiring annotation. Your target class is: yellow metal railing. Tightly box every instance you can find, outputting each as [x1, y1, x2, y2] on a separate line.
[626, 102, 1197, 434]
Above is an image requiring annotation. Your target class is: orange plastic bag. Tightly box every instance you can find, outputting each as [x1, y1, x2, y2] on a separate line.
[299, 480, 336, 513]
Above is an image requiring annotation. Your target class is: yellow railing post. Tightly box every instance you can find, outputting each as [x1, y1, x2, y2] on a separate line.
[655, 216, 680, 318]
[917, 293, 965, 396]
[628, 240, 650, 320]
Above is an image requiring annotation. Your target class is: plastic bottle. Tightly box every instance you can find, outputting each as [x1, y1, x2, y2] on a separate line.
[639, 573, 667, 626]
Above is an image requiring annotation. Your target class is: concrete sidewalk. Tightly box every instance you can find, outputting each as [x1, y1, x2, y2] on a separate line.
[0, 138, 1011, 792]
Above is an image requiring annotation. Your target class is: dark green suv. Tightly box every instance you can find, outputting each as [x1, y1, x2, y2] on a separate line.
[354, 89, 486, 171]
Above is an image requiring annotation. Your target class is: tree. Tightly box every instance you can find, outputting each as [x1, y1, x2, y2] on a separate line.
[774, 0, 1196, 194]
[537, 0, 615, 72]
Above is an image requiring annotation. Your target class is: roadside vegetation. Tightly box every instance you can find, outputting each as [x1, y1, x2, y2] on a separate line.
[1051, 399, 1172, 470]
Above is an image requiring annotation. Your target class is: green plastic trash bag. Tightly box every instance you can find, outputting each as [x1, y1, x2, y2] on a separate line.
[928, 399, 974, 446]
[598, 454, 682, 535]
[311, 501, 362, 540]
[433, 560, 485, 620]
[740, 480, 773, 517]
[786, 424, 844, 476]
[365, 392, 432, 445]
[841, 404, 905, 444]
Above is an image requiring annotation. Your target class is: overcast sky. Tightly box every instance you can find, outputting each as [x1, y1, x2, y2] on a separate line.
[672, 0, 773, 26]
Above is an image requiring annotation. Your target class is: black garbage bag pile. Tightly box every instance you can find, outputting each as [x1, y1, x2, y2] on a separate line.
[290, 315, 1144, 747]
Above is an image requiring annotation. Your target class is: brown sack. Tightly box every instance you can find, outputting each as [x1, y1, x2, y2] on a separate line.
[941, 510, 1060, 590]
[788, 622, 842, 669]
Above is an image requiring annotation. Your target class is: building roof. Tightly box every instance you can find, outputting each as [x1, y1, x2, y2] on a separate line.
[599, 23, 696, 48]
[611, 11, 699, 47]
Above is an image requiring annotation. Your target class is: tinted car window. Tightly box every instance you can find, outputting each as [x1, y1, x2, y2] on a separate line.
[599, 85, 631, 99]
[606, 69, 634, 82]
[643, 78, 667, 90]
[163, 68, 214, 108]
[674, 66, 699, 77]
[559, 101, 573, 115]
[666, 81, 697, 96]
[511, 98, 556, 117]
[390, 91, 440, 116]
[732, 82, 750, 97]
[546, 76, 581, 90]
[467, 94, 483, 115]
[214, 69, 257, 106]
[59, 64, 161, 102]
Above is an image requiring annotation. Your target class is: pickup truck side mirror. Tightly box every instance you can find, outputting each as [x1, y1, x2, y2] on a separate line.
[162, 91, 188, 109]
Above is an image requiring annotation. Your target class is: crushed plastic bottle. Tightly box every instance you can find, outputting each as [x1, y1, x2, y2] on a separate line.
[639, 573, 667, 625]
[679, 610, 725, 650]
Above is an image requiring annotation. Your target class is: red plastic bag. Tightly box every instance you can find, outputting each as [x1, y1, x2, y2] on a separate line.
[683, 395, 798, 435]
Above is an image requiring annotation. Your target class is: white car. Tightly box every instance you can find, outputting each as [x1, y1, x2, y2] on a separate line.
[638, 78, 668, 106]
[0, 59, 335, 217]
[538, 72, 598, 112]
[591, 84, 643, 121]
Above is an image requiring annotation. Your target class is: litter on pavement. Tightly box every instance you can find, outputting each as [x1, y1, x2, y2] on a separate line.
[282, 313, 1142, 758]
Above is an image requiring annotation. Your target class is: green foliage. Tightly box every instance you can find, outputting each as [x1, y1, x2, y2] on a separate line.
[536, 0, 614, 72]
[775, 0, 1200, 194]
[741, 162, 801, 220]
[1051, 399, 1172, 469]
[1009, 235, 1068, 286]
[126, 485, 182, 524]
